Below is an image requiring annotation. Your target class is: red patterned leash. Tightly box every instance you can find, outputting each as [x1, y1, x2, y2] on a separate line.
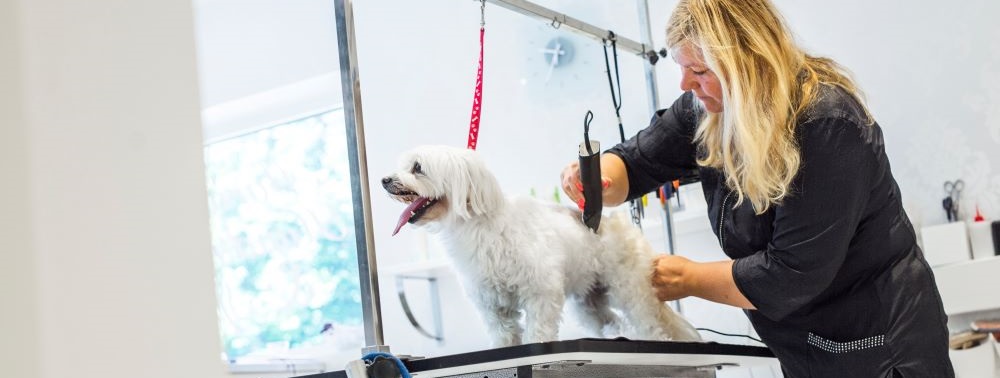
[467, 1, 485, 150]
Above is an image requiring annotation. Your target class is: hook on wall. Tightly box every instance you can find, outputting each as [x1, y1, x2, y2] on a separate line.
[480, 0, 485, 27]
[550, 17, 562, 29]
[645, 47, 668, 65]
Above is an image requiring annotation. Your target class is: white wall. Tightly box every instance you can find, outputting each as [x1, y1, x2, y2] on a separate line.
[781, 0, 1000, 228]
[193, 0, 341, 107]
[0, 0, 39, 377]
[4, 0, 229, 377]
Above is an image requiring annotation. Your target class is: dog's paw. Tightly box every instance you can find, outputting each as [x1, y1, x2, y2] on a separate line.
[601, 321, 625, 338]
[489, 331, 523, 348]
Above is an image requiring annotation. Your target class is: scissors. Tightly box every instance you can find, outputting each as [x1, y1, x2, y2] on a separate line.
[943, 179, 964, 222]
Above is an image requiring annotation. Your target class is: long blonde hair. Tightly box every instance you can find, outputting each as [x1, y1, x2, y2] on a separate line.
[667, 0, 870, 213]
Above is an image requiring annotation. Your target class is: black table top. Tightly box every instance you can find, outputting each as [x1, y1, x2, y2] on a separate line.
[298, 338, 774, 378]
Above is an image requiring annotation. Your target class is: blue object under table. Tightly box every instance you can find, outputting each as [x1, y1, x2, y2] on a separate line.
[297, 338, 776, 378]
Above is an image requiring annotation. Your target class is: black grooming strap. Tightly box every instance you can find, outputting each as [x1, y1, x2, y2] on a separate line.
[602, 32, 626, 143]
[603, 31, 644, 226]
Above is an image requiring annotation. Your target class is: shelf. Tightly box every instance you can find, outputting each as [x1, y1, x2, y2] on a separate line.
[380, 258, 453, 276]
[228, 359, 325, 375]
[933, 255, 1000, 315]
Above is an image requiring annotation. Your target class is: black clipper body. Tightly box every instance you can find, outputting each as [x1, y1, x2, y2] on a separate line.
[579, 140, 602, 232]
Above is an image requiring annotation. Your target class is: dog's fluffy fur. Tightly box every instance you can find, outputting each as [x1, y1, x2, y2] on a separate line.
[382, 145, 701, 347]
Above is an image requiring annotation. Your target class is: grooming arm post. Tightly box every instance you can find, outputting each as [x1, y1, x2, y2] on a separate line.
[335, 0, 389, 354]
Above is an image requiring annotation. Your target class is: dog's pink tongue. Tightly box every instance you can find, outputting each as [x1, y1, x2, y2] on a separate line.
[392, 197, 430, 236]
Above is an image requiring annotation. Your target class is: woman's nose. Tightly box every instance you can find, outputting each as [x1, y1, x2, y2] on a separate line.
[679, 71, 696, 92]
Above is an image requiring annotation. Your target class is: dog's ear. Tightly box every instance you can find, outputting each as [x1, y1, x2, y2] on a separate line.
[447, 149, 504, 219]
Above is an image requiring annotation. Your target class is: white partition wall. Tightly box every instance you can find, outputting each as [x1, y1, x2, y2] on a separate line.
[0, 0, 39, 376]
[4, 0, 228, 377]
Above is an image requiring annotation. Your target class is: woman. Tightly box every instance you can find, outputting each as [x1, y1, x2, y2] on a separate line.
[560, 0, 953, 376]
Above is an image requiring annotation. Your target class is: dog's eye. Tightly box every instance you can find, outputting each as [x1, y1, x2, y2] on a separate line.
[411, 162, 423, 175]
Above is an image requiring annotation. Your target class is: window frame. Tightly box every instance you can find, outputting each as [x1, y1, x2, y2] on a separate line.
[202, 73, 342, 145]
[201, 73, 357, 375]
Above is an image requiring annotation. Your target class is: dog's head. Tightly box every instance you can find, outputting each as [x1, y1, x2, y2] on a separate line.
[382, 145, 504, 235]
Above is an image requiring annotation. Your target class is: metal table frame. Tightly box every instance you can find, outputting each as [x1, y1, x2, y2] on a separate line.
[300, 339, 775, 377]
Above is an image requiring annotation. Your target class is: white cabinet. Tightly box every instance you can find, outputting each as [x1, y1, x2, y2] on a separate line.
[933, 255, 1000, 377]
[933, 256, 1000, 316]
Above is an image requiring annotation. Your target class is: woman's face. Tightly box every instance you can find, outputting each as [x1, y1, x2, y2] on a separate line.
[672, 43, 724, 113]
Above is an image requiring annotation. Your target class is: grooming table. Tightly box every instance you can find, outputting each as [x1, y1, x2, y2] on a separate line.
[298, 338, 775, 378]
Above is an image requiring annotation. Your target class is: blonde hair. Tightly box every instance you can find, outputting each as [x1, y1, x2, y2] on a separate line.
[667, 0, 870, 213]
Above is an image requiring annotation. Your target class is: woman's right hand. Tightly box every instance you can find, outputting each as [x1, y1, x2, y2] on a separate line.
[560, 160, 610, 210]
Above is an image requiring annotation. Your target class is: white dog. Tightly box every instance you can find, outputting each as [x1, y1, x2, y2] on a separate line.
[381, 145, 701, 347]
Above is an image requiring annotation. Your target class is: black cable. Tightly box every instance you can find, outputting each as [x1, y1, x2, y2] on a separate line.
[602, 32, 626, 143]
[696, 327, 764, 344]
[602, 32, 644, 225]
[583, 110, 595, 155]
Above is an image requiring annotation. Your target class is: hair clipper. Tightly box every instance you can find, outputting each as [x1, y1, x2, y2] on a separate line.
[579, 111, 602, 232]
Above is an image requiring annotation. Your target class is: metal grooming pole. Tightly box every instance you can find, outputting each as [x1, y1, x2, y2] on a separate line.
[634, 0, 677, 256]
[333, 0, 681, 355]
[634, 0, 681, 316]
[335, 0, 389, 354]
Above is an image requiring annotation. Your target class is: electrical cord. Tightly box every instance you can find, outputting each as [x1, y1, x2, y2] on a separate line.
[696, 327, 764, 344]
[583, 110, 595, 154]
[602, 31, 625, 143]
[602, 31, 644, 226]
[361, 352, 413, 378]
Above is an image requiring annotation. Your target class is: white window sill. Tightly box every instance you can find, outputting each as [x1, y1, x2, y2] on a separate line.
[228, 359, 326, 375]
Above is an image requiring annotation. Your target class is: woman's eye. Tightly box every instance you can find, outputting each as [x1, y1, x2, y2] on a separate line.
[411, 162, 422, 175]
[692, 69, 708, 76]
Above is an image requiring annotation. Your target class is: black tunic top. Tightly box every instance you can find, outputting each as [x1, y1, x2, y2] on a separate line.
[607, 88, 954, 377]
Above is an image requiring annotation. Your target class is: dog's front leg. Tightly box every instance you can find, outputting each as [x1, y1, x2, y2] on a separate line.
[472, 290, 524, 347]
[483, 305, 523, 347]
[522, 292, 564, 343]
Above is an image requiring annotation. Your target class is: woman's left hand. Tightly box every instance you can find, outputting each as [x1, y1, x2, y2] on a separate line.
[651, 255, 693, 302]
[651, 255, 756, 309]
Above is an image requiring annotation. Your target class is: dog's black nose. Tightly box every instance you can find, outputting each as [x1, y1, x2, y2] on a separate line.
[381, 176, 393, 188]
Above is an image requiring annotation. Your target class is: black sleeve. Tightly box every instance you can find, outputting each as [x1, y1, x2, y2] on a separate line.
[605, 92, 701, 201]
[732, 117, 874, 322]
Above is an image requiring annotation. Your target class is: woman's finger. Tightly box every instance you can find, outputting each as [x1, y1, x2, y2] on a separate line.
[560, 161, 584, 203]
[656, 289, 670, 302]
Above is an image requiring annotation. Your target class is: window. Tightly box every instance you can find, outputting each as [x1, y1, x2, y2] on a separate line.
[203, 107, 364, 364]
